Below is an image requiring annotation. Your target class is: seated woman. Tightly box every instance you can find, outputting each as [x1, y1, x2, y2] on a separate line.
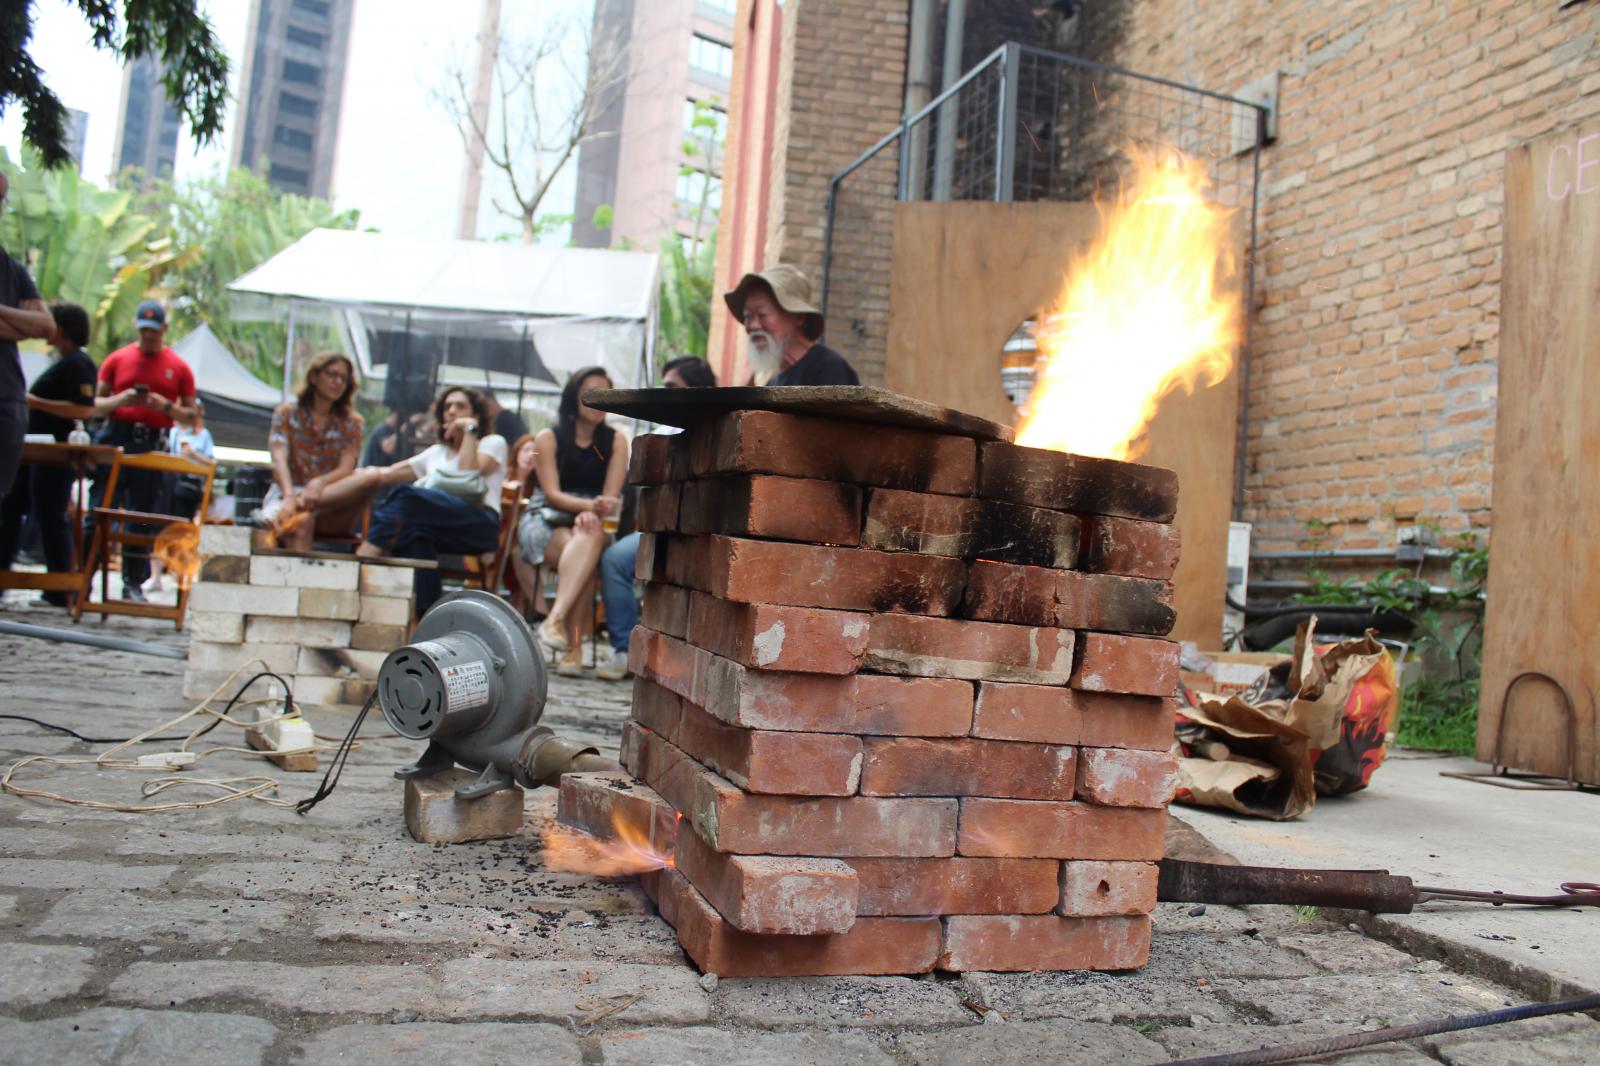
[262, 351, 366, 552]
[503, 432, 540, 617]
[519, 367, 629, 677]
[350, 386, 507, 616]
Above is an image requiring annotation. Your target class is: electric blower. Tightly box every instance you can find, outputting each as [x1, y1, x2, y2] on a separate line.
[376, 590, 617, 799]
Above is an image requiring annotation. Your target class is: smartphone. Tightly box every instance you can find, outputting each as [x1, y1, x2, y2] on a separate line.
[134, 385, 149, 398]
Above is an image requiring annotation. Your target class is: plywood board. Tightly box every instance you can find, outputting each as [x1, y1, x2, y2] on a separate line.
[1478, 119, 1600, 785]
[884, 201, 1240, 647]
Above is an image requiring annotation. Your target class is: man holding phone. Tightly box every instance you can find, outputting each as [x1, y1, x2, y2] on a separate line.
[94, 300, 198, 602]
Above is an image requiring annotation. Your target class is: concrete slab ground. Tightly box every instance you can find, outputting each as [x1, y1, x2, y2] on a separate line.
[1172, 749, 1600, 1001]
[2, 596, 1598, 1064]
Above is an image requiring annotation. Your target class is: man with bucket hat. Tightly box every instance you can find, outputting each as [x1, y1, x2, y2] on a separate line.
[723, 264, 859, 386]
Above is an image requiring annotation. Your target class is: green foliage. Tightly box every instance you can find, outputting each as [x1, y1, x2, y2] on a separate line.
[590, 205, 614, 232]
[0, 147, 196, 353]
[129, 166, 360, 387]
[1293, 905, 1322, 924]
[3, 1, 229, 168]
[657, 229, 717, 364]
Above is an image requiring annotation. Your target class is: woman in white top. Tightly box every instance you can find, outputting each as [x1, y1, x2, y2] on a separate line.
[354, 386, 506, 615]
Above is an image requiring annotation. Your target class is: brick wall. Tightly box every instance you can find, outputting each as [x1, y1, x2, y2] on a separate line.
[767, 0, 909, 385]
[1120, 0, 1600, 552]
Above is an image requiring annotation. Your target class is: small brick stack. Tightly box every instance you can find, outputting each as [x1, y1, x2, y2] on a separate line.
[183, 526, 418, 709]
[559, 405, 1181, 976]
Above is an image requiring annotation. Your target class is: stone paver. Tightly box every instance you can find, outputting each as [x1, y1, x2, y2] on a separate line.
[715, 975, 973, 1029]
[0, 1008, 277, 1066]
[30, 890, 299, 943]
[601, 1025, 899, 1065]
[298, 1021, 581, 1065]
[0, 600, 1587, 1064]
[894, 1018, 1168, 1065]
[0, 942, 96, 1005]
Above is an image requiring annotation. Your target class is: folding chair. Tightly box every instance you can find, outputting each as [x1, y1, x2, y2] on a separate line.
[74, 450, 216, 630]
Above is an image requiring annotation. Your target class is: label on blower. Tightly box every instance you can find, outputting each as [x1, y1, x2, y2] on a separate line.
[441, 659, 490, 712]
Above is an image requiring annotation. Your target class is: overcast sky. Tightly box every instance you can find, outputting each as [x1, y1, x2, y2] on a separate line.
[1, 0, 588, 243]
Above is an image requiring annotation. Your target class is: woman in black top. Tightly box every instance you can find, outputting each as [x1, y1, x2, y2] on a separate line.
[523, 367, 630, 676]
[0, 303, 101, 604]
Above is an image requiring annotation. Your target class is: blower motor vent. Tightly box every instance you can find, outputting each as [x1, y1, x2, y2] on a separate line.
[379, 649, 446, 738]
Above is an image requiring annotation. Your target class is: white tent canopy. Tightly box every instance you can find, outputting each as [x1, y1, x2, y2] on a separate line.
[173, 323, 282, 408]
[227, 229, 659, 410]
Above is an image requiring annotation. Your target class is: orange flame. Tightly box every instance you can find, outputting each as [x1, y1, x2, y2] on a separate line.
[152, 522, 201, 582]
[540, 810, 674, 877]
[1016, 147, 1242, 459]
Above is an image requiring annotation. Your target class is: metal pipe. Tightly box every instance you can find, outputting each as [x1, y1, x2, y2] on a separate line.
[1251, 547, 1455, 562]
[932, 0, 969, 200]
[902, 0, 936, 202]
[1248, 579, 1456, 596]
[0, 620, 187, 660]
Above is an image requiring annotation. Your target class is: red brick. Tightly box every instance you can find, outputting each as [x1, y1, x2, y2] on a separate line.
[555, 772, 679, 858]
[631, 628, 973, 736]
[672, 823, 859, 934]
[860, 738, 1076, 800]
[679, 475, 862, 545]
[1079, 515, 1181, 579]
[684, 591, 869, 674]
[957, 798, 1167, 860]
[938, 914, 1151, 971]
[964, 561, 1176, 635]
[674, 696, 863, 796]
[973, 683, 1175, 750]
[669, 534, 967, 616]
[1072, 633, 1180, 698]
[629, 678, 684, 741]
[977, 441, 1178, 521]
[1075, 748, 1180, 809]
[690, 409, 977, 496]
[864, 613, 1075, 684]
[862, 488, 1081, 569]
[626, 724, 959, 858]
[628, 433, 674, 485]
[848, 857, 1060, 916]
[657, 867, 941, 976]
[639, 583, 691, 639]
[635, 483, 682, 533]
[634, 533, 667, 582]
[1058, 861, 1159, 917]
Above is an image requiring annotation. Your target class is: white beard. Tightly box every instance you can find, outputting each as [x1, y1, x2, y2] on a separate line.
[745, 332, 783, 383]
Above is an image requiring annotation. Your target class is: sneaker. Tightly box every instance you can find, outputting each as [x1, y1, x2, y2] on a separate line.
[538, 616, 569, 652]
[594, 647, 630, 682]
[556, 649, 584, 678]
[122, 583, 148, 603]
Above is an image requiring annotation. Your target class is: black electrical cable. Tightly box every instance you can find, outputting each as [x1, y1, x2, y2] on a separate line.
[0, 670, 297, 745]
[294, 690, 377, 815]
[1156, 991, 1600, 1066]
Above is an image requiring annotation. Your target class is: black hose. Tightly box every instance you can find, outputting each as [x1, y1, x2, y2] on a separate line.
[1239, 609, 1414, 651]
[1156, 991, 1600, 1066]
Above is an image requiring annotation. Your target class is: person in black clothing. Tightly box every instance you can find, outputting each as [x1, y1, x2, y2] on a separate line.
[0, 170, 58, 507]
[521, 366, 630, 677]
[0, 303, 108, 605]
[481, 386, 530, 445]
[723, 263, 858, 387]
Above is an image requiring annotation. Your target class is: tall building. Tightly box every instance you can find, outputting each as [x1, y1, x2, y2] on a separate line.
[111, 57, 180, 178]
[571, 0, 734, 251]
[63, 109, 89, 174]
[229, 0, 355, 199]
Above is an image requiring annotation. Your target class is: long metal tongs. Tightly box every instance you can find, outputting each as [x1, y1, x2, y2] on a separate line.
[1157, 860, 1600, 914]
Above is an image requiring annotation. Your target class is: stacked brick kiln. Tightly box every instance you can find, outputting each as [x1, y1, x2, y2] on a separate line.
[560, 397, 1181, 976]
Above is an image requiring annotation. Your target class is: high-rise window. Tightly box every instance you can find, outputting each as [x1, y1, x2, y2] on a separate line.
[282, 59, 322, 87]
[676, 168, 722, 213]
[279, 92, 318, 119]
[273, 124, 315, 152]
[269, 162, 310, 189]
[682, 99, 728, 145]
[292, 0, 330, 17]
[286, 25, 325, 49]
[688, 35, 732, 81]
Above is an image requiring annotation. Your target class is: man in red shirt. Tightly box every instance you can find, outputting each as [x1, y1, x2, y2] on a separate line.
[94, 300, 198, 602]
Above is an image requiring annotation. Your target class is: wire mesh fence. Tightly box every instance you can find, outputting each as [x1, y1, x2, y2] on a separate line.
[821, 42, 1267, 385]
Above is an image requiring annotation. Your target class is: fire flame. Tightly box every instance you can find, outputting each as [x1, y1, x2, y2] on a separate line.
[540, 810, 674, 877]
[1016, 147, 1242, 460]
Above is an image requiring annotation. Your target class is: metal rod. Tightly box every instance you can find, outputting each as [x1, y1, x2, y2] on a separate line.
[1010, 42, 1270, 112]
[1251, 547, 1455, 561]
[0, 620, 187, 660]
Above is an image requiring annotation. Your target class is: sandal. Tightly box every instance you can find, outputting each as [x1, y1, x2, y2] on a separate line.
[538, 616, 569, 652]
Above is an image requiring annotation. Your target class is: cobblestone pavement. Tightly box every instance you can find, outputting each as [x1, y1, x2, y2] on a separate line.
[1, 599, 1596, 1065]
